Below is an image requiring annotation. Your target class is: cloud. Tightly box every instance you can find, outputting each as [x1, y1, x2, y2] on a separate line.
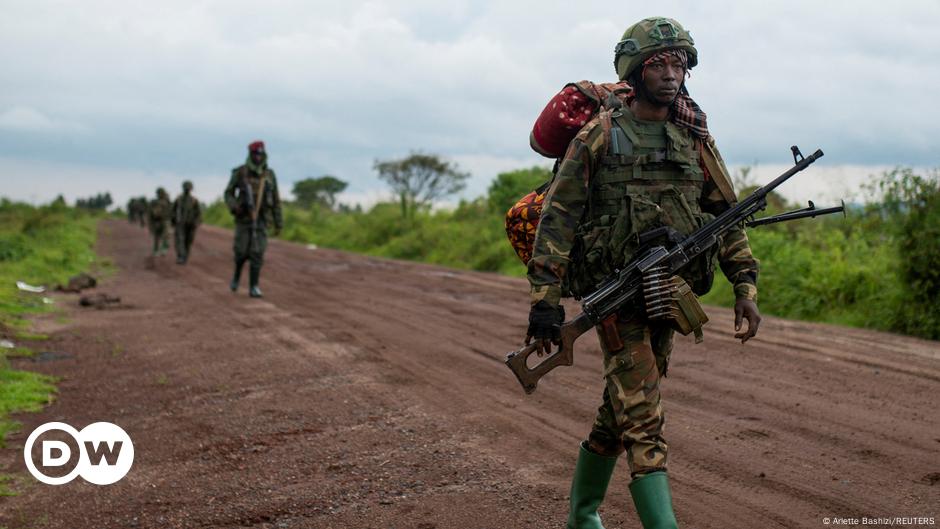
[0, 106, 88, 133]
[0, 0, 938, 205]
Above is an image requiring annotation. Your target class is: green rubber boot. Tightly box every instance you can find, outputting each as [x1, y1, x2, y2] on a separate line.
[629, 471, 679, 529]
[566, 442, 618, 529]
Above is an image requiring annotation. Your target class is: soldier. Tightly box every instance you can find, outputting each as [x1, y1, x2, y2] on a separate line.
[135, 197, 148, 227]
[172, 181, 202, 264]
[524, 18, 761, 529]
[147, 188, 172, 256]
[224, 140, 282, 298]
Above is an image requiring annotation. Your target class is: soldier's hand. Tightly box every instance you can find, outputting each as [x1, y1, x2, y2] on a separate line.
[733, 298, 761, 343]
[525, 301, 565, 356]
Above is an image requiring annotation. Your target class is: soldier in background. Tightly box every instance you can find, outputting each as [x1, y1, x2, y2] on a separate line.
[147, 188, 172, 256]
[224, 140, 282, 298]
[137, 197, 148, 227]
[127, 197, 144, 225]
[172, 181, 202, 264]
[524, 17, 761, 529]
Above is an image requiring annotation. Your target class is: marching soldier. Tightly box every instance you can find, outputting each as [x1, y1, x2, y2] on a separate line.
[147, 188, 172, 256]
[171, 181, 202, 264]
[224, 140, 283, 298]
[524, 17, 761, 529]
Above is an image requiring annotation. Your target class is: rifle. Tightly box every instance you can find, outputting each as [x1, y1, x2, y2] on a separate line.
[240, 175, 265, 254]
[505, 146, 844, 394]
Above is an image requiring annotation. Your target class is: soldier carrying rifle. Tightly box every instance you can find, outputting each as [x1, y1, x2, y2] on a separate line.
[523, 17, 761, 529]
[224, 140, 283, 298]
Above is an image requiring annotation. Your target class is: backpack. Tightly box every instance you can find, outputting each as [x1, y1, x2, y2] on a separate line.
[505, 81, 631, 265]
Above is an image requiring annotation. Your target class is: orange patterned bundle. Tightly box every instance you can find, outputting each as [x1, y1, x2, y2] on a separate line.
[505, 184, 550, 264]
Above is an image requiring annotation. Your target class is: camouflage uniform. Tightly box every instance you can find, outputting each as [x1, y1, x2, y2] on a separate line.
[148, 189, 172, 256]
[172, 182, 202, 264]
[224, 143, 282, 295]
[528, 60, 758, 480]
[132, 198, 147, 227]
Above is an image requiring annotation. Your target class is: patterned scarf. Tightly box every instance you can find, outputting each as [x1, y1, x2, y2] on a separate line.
[245, 153, 267, 175]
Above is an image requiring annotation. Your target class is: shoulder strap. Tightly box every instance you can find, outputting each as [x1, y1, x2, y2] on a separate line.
[700, 138, 737, 204]
[253, 174, 267, 220]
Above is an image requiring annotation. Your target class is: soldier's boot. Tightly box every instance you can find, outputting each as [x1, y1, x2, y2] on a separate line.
[249, 266, 263, 298]
[629, 472, 679, 529]
[231, 259, 246, 292]
[567, 442, 618, 529]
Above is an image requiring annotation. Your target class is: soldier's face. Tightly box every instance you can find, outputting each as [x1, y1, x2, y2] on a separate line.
[250, 150, 264, 165]
[642, 55, 685, 106]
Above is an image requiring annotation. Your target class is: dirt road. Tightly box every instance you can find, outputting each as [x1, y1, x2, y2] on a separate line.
[1, 219, 938, 529]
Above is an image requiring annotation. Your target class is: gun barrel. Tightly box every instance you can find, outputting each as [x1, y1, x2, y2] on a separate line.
[746, 203, 844, 227]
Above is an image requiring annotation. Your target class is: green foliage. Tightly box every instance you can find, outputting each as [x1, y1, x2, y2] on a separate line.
[0, 199, 95, 445]
[374, 152, 470, 219]
[0, 368, 56, 448]
[703, 167, 940, 339]
[864, 168, 940, 338]
[0, 199, 100, 321]
[202, 199, 235, 229]
[486, 166, 553, 215]
[292, 175, 348, 209]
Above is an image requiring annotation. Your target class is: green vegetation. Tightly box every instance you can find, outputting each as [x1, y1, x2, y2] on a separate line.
[206, 166, 939, 340]
[702, 167, 940, 339]
[0, 199, 102, 445]
[292, 175, 348, 209]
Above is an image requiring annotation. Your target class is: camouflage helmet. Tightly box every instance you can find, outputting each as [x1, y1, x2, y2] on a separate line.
[182, 180, 193, 191]
[157, 187, 168, 198]
[614, 17, 697, 81]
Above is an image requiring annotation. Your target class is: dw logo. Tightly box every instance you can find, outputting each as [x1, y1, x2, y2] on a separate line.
[23, 422, 134, 485]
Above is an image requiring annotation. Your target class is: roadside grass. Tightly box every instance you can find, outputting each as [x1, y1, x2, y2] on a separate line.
[0, 199, 101, 446]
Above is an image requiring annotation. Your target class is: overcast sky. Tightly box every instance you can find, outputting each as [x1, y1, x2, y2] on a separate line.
[1, 0, 938, 207]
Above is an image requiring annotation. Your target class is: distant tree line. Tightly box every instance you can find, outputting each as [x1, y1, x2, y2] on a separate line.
[75, 192, 113, 210]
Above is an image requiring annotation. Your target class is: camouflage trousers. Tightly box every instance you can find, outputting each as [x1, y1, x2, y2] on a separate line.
[174, 223, 198, 261]
[233, 222, 268, 268]
[150, 222, 169, 255]
[587, 316, 675, 476]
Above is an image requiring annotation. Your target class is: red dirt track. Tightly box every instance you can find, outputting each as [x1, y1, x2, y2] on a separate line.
[1, 219, 938, 528]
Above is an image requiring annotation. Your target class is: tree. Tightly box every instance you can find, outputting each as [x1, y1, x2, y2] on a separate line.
[75, 192, 113, 210]
[486, 166, 553, 214]
[292, 176, 348, 209]
[374, 152, 470, 219]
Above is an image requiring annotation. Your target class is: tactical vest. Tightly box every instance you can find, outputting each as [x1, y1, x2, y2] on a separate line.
[235, 166, 275, 224]
[150, 198, 171, 222]
[175, 195, 199, 224]
[567, 108, 717, 298]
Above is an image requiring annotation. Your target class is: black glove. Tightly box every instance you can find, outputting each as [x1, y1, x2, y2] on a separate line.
[527, 300, 565, 345]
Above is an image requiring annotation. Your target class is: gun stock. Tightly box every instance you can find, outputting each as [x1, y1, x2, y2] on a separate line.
[505, 313, 594, 394]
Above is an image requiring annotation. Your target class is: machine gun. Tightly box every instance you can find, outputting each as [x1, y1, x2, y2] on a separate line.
[505, 146, 844, 394]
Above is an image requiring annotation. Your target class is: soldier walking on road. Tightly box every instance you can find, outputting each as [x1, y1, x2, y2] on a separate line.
[148, 188, 172, 256]
[172, 180, 202, 265]
[524, 18, 762, 529]
[224, 140, 283, 298]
